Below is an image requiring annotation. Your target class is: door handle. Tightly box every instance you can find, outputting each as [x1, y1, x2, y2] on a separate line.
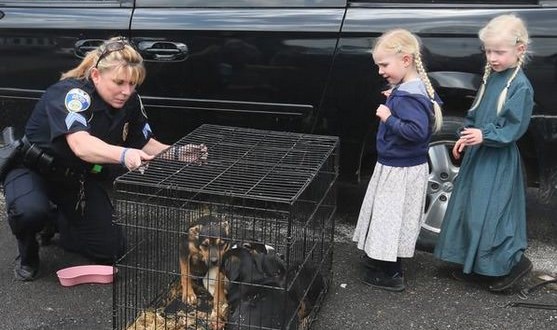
[74, 39, 105, 58]
[0, 11, 5, 20]
[137, 41, 189, 62]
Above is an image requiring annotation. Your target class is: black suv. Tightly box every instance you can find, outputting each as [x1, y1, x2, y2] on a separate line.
[1, 0, 556, 249]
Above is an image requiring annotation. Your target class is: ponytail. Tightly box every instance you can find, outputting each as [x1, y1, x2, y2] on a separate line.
[60, 52, 96, 81]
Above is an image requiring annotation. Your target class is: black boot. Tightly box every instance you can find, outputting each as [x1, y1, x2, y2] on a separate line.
[14, 234, 40, 281]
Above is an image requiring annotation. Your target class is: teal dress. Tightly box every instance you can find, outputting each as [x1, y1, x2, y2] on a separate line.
[434, 68, 534, 276]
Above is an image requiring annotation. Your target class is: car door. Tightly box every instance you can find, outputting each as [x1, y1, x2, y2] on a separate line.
[130, 0, 346, 143]
[0, 0, 133, 134]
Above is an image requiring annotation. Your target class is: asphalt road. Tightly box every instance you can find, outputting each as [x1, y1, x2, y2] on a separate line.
[0, 188, 556, 330]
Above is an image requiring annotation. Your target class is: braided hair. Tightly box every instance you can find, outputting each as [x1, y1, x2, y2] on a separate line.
[373, 29, 443, 132]
[469, 14, 530, 115]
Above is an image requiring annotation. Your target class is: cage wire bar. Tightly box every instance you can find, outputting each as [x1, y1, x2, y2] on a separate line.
[113, 124, 338, 330]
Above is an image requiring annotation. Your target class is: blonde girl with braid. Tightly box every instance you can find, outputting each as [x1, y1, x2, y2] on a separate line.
[434, 14, 534, 292]
[353, 28, 443, 292]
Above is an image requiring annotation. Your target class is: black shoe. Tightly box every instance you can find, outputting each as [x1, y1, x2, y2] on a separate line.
[451, 270, 478, 282]
[359, 254, 380, 271]
[14, 257, 39, 281]
[488, 255, 533, 292]
[360, 268, 406, 292]
[451, 270, 497, 286]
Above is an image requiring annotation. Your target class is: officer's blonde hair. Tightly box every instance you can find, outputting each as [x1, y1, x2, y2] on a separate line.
[469, 14, 530, 115]
[373, 29, 443, 132]
[61, 37, 146, 85]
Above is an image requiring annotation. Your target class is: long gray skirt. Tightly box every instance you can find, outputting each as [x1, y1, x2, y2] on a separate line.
[352, 162, 428, 261]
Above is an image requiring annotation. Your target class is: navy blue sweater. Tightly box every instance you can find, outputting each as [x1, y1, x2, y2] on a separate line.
[376, 80, 439, 167]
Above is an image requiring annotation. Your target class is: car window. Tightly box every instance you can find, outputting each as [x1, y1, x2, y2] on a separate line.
[135, 0, 346, 7]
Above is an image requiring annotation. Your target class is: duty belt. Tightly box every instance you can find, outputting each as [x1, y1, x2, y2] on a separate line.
[20, 136, 54, 173]
[20, 136, 86, 179]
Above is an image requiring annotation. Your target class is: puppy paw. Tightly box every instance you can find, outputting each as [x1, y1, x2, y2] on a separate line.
[215, 301, 228, 316]
[209, 316, 226, 330]
[182, 292, 198, 306]
[209, 309, 219, 321]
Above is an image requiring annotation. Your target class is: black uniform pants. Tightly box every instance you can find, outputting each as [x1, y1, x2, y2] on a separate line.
[3, 167, 125, 266]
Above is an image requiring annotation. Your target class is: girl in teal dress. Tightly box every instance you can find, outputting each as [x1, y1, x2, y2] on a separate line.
[434, 14, 534, 292]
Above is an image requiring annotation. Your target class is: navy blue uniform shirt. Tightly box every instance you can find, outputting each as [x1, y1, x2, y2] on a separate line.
[24, 78, 153, 174]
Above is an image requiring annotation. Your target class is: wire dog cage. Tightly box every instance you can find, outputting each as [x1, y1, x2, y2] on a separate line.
[113, 124, 338, 330]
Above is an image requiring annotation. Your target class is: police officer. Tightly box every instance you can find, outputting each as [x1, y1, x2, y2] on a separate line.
[3, 37, 206, 281]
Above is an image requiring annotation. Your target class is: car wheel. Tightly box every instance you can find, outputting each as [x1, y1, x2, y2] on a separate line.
[416, 117, 463, 252]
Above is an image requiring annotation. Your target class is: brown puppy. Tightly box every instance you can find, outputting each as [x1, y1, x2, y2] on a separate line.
[179, 215, 230, 328]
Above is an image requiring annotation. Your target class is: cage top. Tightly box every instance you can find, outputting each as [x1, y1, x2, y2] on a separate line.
[115, 124, 339, 203]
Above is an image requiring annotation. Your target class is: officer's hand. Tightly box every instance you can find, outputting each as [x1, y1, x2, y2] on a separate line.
[122, 148, 154, 171]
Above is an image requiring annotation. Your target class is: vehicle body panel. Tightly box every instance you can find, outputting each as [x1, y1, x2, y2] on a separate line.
[0, 5, 131, 130]
[1, 0, 557, 201]
[130, 8, 344, 143]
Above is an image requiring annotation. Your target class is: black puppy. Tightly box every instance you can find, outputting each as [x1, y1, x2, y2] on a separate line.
[222, 243, 285, 306]
[221, 243, 300, 330]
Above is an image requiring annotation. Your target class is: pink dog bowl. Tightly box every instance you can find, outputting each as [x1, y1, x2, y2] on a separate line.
[56, 265, 118, 287]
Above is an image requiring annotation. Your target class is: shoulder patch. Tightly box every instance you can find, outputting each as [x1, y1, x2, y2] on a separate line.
[142, 123, 152, 139]
[64, 88, 91, 112]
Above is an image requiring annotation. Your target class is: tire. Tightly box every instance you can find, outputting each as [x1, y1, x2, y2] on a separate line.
[416, 117, 463, 252]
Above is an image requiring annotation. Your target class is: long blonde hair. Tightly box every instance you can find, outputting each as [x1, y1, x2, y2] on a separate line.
[61, 37, 146, 85]
[469, 14, 530, 115]
[373, 28, 443, 132]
